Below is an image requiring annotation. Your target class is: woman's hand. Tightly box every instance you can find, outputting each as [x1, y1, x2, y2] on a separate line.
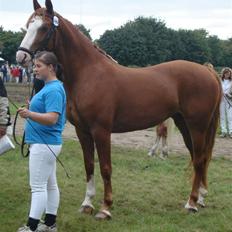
[0, 127, 7, 138]
[26, 98, 30, 109]
[18, 107, 31, 119]
[17, 108, 58, 125]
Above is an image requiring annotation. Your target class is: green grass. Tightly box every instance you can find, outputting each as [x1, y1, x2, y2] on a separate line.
[0, 140, 231, 232]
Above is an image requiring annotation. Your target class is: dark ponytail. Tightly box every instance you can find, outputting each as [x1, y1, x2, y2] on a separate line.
[55, 63, 64, 81]
[34, 51, 64, 81]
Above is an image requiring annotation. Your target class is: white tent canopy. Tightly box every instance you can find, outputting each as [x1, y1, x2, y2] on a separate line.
[0, 57, 5, 61]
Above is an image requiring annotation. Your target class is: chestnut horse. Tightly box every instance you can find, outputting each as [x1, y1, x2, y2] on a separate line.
[16, 0, 221, 219]
[148, 120, 169, 159]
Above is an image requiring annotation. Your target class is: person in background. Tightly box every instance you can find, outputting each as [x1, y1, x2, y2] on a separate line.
[1, 64, 8, 83]
[219, 67, 232, 138]
[19, 66, 23, 83]
[0, 76, 11, 138]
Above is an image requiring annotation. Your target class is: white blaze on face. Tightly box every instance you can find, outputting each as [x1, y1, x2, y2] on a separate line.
[16, 15, 43, 65]
[20, 15, 43, 50]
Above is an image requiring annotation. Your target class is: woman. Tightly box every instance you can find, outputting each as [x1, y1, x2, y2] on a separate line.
[220, 67, 232, 138]
[17, 51, 66, 232]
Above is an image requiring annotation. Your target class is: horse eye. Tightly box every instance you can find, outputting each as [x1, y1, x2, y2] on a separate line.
[39, 26, 48, 32]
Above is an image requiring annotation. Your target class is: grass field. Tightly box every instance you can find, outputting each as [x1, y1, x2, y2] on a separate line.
[0, 140, 231, 232]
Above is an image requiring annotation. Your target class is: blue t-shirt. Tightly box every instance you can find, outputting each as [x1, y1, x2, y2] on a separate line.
[25, 80, 66, 145]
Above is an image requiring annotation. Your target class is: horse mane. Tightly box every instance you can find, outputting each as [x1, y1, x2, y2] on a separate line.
[92, 44, 118, 63]
[76, 26, 118, 64]
[31, 9, 117, 64]
[71, 21, 118, 63]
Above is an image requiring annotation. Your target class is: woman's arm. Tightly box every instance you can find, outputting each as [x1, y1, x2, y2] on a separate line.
[0, 78, 11, 138]
[18, 107, 59, 125]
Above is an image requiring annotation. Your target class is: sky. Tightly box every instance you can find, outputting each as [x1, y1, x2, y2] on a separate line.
[0, 0, 231, 40]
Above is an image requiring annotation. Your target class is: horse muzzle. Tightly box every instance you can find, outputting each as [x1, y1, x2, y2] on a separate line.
[16, 50, 32, 67]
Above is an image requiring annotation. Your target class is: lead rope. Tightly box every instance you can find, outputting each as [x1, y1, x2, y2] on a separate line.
[9, 97, 70, 178]
[12, 72, 34, 157]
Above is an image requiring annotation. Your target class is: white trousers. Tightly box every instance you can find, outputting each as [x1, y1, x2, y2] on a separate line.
[29, 144, 62, 220]
[220, 97, 232, 133]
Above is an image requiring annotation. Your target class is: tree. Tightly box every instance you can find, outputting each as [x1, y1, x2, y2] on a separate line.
[98, 17, 221, 66]
[221, 38, 232, 67]
[98, 17, 171, 66]
[171, 29, 210, 64]
[207, 35, 224, 66]
[0, 27, 25, 64]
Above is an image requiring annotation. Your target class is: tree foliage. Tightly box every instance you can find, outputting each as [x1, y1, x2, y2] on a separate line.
[0, 27, 25, 64]
[98, 17, 171, 66]
[0, 17, 231, 67]
[97, 17, 231, 67]
[0, 24, 92, 64]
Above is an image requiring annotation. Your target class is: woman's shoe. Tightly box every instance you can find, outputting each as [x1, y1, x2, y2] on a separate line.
[17, 225, 37, 232]
[37, 222, 57, 232]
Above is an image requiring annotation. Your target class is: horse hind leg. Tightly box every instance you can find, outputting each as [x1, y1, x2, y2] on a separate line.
[172, 113, 199, 211]
[197, 183, 208, 208]
[160, 134, 168, 159]
[172, 113, 193, 157]
[197, 156, 210, 208]
[197, 109, 219, 208]
[76, 127, 96, 215]
[148, 135, 160, 157]
[185, 128, 208, 212]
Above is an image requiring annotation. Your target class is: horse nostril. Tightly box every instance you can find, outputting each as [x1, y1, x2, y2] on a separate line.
[21, 53, 27, 64]
[16, 51, 31, 66]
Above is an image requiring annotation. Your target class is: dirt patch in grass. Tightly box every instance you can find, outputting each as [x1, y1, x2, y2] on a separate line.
[12, 117, 232, 159]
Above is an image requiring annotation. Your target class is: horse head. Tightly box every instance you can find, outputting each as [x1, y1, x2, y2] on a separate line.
[16, 0, 58, 66]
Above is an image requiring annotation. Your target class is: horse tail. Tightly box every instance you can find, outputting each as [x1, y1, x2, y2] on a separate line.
[203, 67, 222, 187]
[165, 118, 175, 146]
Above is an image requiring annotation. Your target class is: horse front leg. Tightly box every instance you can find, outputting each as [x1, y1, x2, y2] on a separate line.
[76, 127, 96, 215]
[92, 127, 112, 220]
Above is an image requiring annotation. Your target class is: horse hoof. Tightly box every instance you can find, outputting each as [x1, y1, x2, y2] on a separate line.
[159, 154, 166, 160]
[199, 187, 208, 196]
[79, 205, 94, 215]
[188, 207, 198, 213]
[197, 199, 206, 208]
[185, 201, 198, 213]
[95, 210, 112, 220]
[148, 151, 153, 157]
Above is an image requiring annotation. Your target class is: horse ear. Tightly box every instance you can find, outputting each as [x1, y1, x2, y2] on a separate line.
[45, 0, 54, 15]
[33, 0, 41, 10]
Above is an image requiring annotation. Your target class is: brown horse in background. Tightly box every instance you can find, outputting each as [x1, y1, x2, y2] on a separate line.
[148, 120, 169, 159]
[16, 0, 222, 219]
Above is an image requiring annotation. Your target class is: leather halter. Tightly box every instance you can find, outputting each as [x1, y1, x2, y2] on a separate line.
[17, 15, 59, 59]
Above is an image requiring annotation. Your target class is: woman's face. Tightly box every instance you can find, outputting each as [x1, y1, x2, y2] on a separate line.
[33, 59, 51, 81]
[224, 71, 231, 79]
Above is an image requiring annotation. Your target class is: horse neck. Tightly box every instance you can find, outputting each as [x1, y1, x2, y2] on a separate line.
[54, 16, 104, 82]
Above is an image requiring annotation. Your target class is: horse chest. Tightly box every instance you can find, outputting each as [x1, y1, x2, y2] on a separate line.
[66, 101, 81, 126]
